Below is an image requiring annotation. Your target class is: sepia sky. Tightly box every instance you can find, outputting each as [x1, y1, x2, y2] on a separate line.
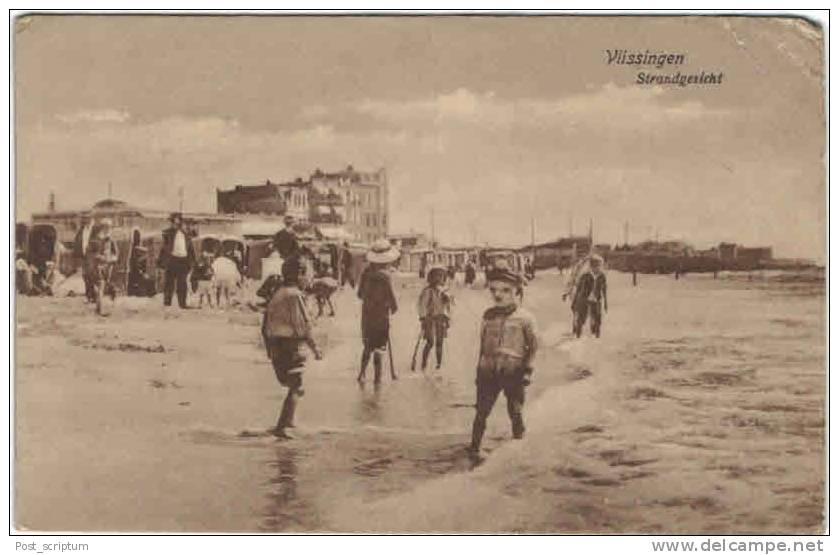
[15, 15, 825, 258]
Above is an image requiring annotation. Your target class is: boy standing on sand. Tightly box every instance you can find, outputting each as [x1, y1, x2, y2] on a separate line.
[469, 261, 538, 460]
[417, 265, 453, 370]
[262, 258, 323, 439]
[191, 252, 215, 308]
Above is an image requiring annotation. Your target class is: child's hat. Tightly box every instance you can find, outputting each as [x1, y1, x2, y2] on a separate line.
[486, 259, 523, 286]
[427, 264, 446, 280]
[366, 239, 399, 264]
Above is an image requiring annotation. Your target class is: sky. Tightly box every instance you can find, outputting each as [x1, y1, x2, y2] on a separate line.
[14, 15, 825, 259]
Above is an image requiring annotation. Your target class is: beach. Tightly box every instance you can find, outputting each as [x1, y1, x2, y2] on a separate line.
[14, 269, 825, 533]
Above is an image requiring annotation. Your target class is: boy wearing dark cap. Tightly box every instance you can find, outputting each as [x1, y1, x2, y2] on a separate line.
[417, 266, 452, 370]
[262, 258, 323, 439]
[469, 262, 538, 460]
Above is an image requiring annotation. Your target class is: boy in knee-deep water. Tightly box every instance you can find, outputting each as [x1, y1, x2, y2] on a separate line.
[357, 239, 400, 384]
[261, 258, 323, 439]
[469, 262, 538, 459]
[417, 265, 453, 370]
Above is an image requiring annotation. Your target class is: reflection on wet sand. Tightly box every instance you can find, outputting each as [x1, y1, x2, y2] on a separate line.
[357, 383, 384, 426]
[261, 447, 316, 531]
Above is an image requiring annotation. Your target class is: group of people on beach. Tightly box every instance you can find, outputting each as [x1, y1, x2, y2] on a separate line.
[26, 210, 606, 460]
[259, 234, 538, 459]
[258, 225, 610, 460]
[69, 211, 236, 312]
[70, 211, 328, 313]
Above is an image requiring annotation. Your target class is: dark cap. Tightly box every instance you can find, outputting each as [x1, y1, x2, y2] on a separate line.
[486, 261, 523, 287]
[169, 212, 183, 222]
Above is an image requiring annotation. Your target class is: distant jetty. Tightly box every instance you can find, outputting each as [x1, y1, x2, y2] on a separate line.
[518, 237, 819, 274]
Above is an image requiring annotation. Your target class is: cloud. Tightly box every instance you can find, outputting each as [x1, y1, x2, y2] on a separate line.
[349, 84, 726, 132]
[290, 125, 337, 148]
[18, 114, 406, 217]
[17, 85, 822, 260]
[55, 109, 131, 124]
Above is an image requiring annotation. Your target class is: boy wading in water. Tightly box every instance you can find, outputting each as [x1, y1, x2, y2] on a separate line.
[469, 262, 538, 461]
[572, 254, 608, 338]
[262, 258, 323, 439]
[417, 266, 453, 370]
[357, 239, 399, 384]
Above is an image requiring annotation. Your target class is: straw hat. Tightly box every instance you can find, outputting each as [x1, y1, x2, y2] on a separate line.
[493, 258, 511, 271]
[366, 239, 399, 264]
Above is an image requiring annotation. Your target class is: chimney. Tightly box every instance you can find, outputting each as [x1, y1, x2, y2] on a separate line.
[48, 191, 55, 213]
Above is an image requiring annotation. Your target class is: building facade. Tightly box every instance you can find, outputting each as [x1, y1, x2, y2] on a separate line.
[527, 236, 593, 270]
[732, 246, 773, 268]
[310, 165, 388, 244]
[30, 198, 240, 245]
[216, 165, 389, 244]
[217, 178, 309, 221]
[388, 232, 430, 251]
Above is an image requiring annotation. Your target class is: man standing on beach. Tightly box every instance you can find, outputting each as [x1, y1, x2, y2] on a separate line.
[158, 212, 196, 309]
[469, 261, 538, 460]
[572, 254, 608, 338]
[562, 254, 589, 333]
[464, 259, 477, 286]
[273, 215, 300, 260]
[340, 241, 355, 288]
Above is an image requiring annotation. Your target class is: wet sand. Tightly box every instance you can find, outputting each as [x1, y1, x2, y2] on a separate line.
[14, 270, 825, 532]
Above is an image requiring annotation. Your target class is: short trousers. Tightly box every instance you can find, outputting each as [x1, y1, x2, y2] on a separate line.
[266, 337, 306, 386]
